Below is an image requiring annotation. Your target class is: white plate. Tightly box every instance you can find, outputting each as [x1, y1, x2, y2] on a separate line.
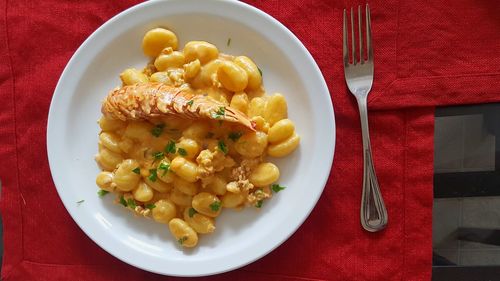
[47, 0, 335, 276]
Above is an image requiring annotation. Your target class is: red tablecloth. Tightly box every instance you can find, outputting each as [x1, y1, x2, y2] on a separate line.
[1, 1, 499, 280]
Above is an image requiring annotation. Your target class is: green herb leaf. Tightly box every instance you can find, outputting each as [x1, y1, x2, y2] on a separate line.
[76, 199, 85, 204]
[188, 207, 197, 218]
[151, 123, 165, 137]
[209, 201, 221, 212]
[271, 184, 286, 193]
[158, 162, 170, 176]
[228, 131, 242, 142]
[186, 100, 194, 106]
[178, 236, 188, 245]
[258, 67, 263, 77]
[218, 140, 228, 155]
[165, 140, 177, 154]
[227, 38, 231, 46]
[211, 107, 225, 119]
[97, 190, 109, 197]
[148, 169, 158, 182]
[132, 167, 141, 174]
[218, 107, 226, 117]
[145, 203, 156, 210]
[177, 147, 187, 156]
[153, 151, 165, 160]
[255, 200, 263, 208]
[119, 196, 127, 207]
[127, 198, 137, 209]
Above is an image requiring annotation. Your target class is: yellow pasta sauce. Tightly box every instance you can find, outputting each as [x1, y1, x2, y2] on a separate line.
[95, 27, 300, 248]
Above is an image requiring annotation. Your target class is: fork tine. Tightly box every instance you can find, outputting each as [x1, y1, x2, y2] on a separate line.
[343, 9, 349, 66]
[358, 5, 363, 63]
[350, 7, 355, 65]
[366, 4, 373, 61]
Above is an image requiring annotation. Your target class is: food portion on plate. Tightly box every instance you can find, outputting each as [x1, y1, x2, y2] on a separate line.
[94, 27, 300, 248]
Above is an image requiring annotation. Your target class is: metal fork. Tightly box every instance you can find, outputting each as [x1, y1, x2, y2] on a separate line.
[343, 4, 387, 232]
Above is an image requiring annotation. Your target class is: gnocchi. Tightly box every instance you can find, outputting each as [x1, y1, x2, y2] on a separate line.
[95, 27, 300, 248]
[133, 181, 154, 202]
[173, 176, 198, 196]
[230, 92, 249, 114]
[192, 192, 222, 218]
[95, 148, 123, 171]
[249, 163, 280, 187]
[218, 61, 248, 92]
[120, 68, 148, 85]
[169, 218, 198, 247]
[268, 119, 295, 143]
[153, 200, 177, 224]
[170, 157, 198, 183]
[95, 171, 114, 192]
[234, 56, 262, 90]
[222, 192, 246, 208]
[183, 208, 216, 234]
[234, 131, 268, 158]
[113, 159, 141, 191]
[267, 133, 300, 157]
[142, 28, 178, 57]
[169, 188, 193, 207]
[154, 48, 186, 71]
[98, 116, 125, 132]
[183, 41, 219, 64]
[99, 132, 122, 153]
[263, 93, 288, 125]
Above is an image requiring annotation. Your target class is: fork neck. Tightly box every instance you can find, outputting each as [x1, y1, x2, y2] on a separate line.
[356, 96, 371, 149]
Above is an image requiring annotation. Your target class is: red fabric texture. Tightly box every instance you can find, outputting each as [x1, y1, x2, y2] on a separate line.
[1, 0, 499, 280]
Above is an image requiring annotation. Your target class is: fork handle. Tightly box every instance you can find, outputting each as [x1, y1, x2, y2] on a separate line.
[356, 97, 388, 232]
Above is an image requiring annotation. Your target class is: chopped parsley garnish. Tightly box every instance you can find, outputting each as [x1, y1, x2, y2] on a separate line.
[153, 151, 165, 161]
[148, 169, 158, 182]
[271, 184, 286, 193]
[177, 148, 187, 156]
[178, 236, 188, 245]
[165, 140, 177, 154]
[186, 100, 194, 106]
[227, 38, 231, 46]
[228, 131, 242, 142]
[218, 140, 228, 154]
[97, 190, 109, 197]
[132, 167, 140, 174]
[209, 201, 221, 212]
[255, 200, 263, 208]
[151, 123, 165, 137]
[76, 200, 85, 204]
[158, 162, 170, 176]
[258, 67, 263, 77]
[145, 203, 156, 210]
[127, 198, 137, 209]
[188, 207, 197, 218]
[211, 107, 225, 119]
[119, 196, 127, 207]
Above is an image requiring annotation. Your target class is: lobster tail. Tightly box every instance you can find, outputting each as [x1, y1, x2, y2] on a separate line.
[102, 82, 255, 131]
